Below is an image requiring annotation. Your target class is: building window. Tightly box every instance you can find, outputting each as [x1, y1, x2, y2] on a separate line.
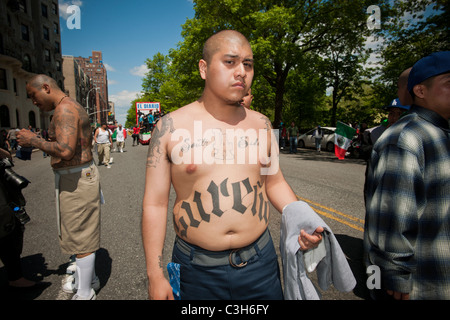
[21, 24, 30, 41]
[54, 22, 59, 34]
[23, 55, 31, 72]
[43, 26, 49, 40]
[0, 105, 11, 128]
[0, 69, 7, 90]
[44, 49, 51, 62]
[16, 110, 20, 128]
[56, 60, 61, 71]
[28, 111, 36, 129]
[54, 41, 60, 54]
[41, 3, 48, 18]
[52, 2, 58, 15]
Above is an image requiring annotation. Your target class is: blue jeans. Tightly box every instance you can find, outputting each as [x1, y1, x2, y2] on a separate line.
[172, 231, 284, 300]
[289, 137, 297, 153]
[315, 138, 322, 151]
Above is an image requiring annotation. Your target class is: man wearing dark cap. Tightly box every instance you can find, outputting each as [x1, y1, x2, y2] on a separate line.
[369, 98, 410, 144]
[364, 51, 450, 300]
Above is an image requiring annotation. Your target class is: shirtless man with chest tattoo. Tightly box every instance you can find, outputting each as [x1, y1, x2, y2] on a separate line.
[17, 75, 101, 300]
[142, 30, 323, 300]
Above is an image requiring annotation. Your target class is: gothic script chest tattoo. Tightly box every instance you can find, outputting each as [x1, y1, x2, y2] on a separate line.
[174, 177, 269, 237]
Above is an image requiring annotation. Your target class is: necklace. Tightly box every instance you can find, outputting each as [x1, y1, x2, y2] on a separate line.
[56, 95, 68, 106]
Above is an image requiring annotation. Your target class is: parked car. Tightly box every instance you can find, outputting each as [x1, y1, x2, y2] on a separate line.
[298, 127, 336, 152]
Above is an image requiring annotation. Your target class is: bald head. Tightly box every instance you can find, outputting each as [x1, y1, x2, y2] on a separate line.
[398, 68, 412, 88]
[202, 30, 251, 63]
[27, 74, 60, 90]
[397, 67, 413, 106]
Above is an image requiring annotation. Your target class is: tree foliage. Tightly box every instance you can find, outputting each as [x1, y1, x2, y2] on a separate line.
[127, 0, 448, 130]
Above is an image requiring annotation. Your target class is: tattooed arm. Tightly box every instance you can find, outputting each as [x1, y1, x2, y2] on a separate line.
[142, 115, 174, 300]
[17, 103, 78, 160]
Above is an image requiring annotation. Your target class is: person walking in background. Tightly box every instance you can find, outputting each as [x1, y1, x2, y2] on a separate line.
[94, 123, 112, 168]
[115, 124, 127, 153]
[7, 128, 18, 151]
[132, 125, 140, 146]
[279, 122, 286, 150]
[287, 121, 299, 154]
[313, 126, 323, 152]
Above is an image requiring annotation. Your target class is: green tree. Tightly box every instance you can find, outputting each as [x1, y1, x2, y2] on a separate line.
[134, 0, 447, 130]
[169, 0, 384, 128]
[142, 52, 171, 95]
[372, 0, 449, 107]
[322, 47, 371, 126]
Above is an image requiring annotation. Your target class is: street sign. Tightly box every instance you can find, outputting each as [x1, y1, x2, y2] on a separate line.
[135, 102, 160, 125]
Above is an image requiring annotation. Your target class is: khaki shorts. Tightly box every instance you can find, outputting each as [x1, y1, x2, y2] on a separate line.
[56, 163, 101, 255]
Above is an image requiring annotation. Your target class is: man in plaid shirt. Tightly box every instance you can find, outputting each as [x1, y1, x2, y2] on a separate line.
[364, 51, 450, 300]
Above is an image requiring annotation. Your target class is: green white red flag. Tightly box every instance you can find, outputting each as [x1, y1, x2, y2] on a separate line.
[334, 121, 356, 160]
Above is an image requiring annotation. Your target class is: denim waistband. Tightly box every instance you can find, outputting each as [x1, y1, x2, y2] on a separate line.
[174, 229, 270, 267]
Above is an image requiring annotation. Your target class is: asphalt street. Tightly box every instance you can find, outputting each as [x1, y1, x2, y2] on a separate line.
[0, 137, 370, 300]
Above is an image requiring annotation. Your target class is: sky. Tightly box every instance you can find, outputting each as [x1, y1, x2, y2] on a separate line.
[58, 0, 195, 126]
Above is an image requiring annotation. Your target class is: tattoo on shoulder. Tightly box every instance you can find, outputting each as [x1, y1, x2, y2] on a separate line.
[261, 116, 272, 131]
[146, 115, 175, 167]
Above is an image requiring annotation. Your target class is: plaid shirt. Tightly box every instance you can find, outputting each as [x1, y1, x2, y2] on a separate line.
[364, 105, 450, 299]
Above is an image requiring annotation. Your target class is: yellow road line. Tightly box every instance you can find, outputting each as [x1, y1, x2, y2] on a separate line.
[296, 195, 364, 232]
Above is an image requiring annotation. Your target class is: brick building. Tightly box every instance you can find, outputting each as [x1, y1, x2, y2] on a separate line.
[62, 55, 97, 125]
[74, 51, 110, 125]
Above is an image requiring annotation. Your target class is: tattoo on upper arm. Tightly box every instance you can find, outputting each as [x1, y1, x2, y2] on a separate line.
[146, 115, 175, 168]
[261, 116, 272, 131]
[36, 106, 78, 157]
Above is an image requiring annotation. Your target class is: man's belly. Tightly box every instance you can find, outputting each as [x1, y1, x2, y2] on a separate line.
[172, 176, 270, 251]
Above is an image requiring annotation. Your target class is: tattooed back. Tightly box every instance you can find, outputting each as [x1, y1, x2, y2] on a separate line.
[48, 98, 93, 169]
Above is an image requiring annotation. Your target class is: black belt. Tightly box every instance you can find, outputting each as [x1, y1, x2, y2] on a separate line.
[175, 229, 270, 267]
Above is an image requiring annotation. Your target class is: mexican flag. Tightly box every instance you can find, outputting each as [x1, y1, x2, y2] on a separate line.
[334, 121, 356, 160]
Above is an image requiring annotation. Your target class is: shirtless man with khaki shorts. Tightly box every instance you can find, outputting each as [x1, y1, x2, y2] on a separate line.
[17, 74, 101, 300]
[142, 30, 323, 300]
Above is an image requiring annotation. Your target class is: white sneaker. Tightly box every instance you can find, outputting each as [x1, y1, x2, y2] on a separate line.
[62, 275, 75, 293]
[106, 165, 111, 169]
[62, 275, 101, 293]
[66, 260, 76, 275]
[72, 288, 96, 300]
[109, 157, 113, 164]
